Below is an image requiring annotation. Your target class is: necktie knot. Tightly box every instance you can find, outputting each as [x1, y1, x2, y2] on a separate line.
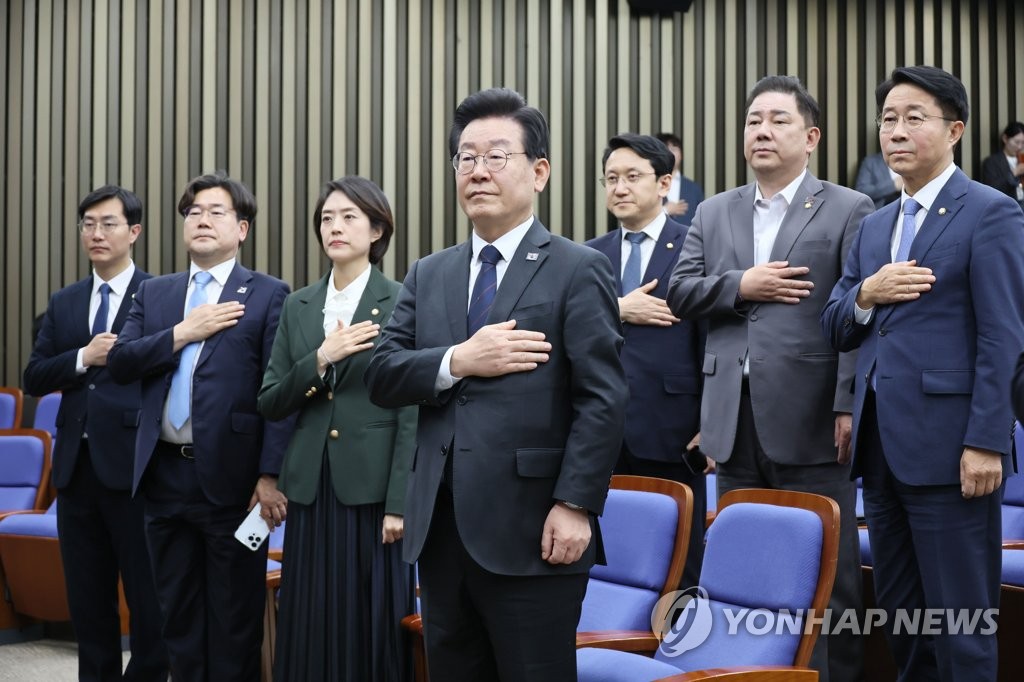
[98, 283, 111, 296]
[625, 231, 647, 245]
[903, 198, 922, 216]
[194, 271, 213, 289]
[479, 244, 502, 266]
[91, 283, 112, 335]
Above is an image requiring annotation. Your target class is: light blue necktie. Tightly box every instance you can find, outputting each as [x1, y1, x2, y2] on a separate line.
[622, 231, 647, 295]
[894, 198, 922, 262]
[91, 283, 111, 335]
[167, 271, 213, 429]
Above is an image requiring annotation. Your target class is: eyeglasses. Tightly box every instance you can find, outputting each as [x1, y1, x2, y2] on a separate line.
[78, 220, 127, 234]
[876, 112, 955, 134]
[452, 149, 528, 174]
[183, 205, 236, 221]
[598, 172, 657, 188]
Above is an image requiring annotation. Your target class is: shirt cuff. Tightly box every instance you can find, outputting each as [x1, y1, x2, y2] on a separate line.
[75, 348, 87, 374]
[434, 346, 461, 394]
[853, 301, 874, 325]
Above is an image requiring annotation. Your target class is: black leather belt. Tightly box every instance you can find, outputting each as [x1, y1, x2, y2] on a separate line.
[157, 440, 195, 460]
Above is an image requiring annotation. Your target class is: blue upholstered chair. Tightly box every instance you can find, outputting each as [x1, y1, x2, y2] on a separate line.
[576, 488, 838, 682]
[0, 500, 67, 622]
[705, 473, 717, 529]
[0, 387, 24, 430]
[0, 428, 52, 513]
[32, 391, 61, 438]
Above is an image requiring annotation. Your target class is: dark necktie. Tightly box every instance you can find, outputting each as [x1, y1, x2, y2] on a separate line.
[895, 198, 921, 262]
[622, 231, 647, 294]
[91, 283, 111, 335]
[467, 245, 502, 336]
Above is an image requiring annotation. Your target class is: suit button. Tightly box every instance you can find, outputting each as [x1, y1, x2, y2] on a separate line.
[878, 329, 887, 336]
[329, 429, 339, 439]
[457, 396, 468, 406]
[88, 384, 96, 390]
[750, 314, 758, 321]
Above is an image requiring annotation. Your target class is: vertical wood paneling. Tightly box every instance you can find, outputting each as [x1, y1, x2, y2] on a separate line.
[3, 0, 1024, 387]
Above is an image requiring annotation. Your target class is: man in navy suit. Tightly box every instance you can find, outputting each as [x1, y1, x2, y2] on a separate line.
[365, 88, 627, 682]
[24, 185, 167, 682]
[585, 133, 706, 588]
[822, 66, 1024, 681]
[107, 173, 291, 681]
[655, 132, 704, 226]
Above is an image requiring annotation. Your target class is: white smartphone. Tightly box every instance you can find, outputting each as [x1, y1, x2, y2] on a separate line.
[234, 502, 270, 551]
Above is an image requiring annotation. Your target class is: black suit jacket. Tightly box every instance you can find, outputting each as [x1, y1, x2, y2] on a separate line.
[365, 220, 628, 576]
[24, 269, 151, 490]
[980, 152, 1022, 202]
[107, 263, 291, 506]
[585, 219, 702, 462]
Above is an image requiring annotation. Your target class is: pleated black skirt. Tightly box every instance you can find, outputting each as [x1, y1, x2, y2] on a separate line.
[273, 449, 414, 682]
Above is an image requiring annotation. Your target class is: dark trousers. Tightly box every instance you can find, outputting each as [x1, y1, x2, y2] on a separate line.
[716, 392, 863, 682]
[615, 445, 706, 589]
[417, 484, 589, 682]
[142, 445, 267, 682]
[860, 391, 1001, 682]
[57, 441, 167, 682]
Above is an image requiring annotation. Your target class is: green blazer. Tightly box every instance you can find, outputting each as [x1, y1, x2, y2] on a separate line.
[257, 267, 415, 513]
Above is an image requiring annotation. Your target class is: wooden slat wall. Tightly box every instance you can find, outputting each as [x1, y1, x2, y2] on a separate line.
[2, 0, 1023, 387]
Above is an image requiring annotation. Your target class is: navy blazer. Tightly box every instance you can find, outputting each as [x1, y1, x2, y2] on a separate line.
[585, 219, 702, 462]
[822, 169, 1024, 484]
[107, 263, 291, 506]
[366, 220, 627, 577]
[24, 269, 151, 490]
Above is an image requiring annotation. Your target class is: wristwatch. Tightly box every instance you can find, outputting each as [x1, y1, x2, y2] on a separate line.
[559, 500, 585, 512]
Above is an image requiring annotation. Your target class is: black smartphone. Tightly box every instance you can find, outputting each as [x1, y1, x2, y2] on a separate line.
[682, 447, 707, 476]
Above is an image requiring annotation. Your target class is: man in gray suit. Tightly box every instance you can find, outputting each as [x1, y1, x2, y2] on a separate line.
[668, 75, 873, 682]
[365, 87, 627, 682]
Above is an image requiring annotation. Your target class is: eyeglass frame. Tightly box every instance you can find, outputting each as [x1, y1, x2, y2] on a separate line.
[876, 111, 957, 134]
[451, 149, 530, 175]
[598, 171, 658, 188]
[78, 220, 129, 234]
[182, 205, 238, 221]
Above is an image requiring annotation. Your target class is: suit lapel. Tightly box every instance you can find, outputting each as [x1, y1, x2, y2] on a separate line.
[73, 278, 92, 340]
[768, 174, 823, 262]
[297, 274, 330, 353]
[488, 220, 550, 325]
[644, 220, 685, 284]
[443, 242, 473, 343]
[908, 169, 968, 263]
[335, 268, 393, 386]
[729, 186, 756, 269]
[197, 263, 254, 367]
[593, 230, 623, 292]
[111, 269, 146, 334]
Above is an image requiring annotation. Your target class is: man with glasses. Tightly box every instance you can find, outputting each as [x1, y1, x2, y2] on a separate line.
[24, 185, 168, 681]
[366, 87, 626, 682]
[668, 76, 873, 682]
[823, 66, 1024, 682]
[108, 172, 291, 681]
[585, 133, 706, 589]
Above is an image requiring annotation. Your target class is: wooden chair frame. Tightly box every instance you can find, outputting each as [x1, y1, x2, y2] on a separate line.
[0, 387, 24, 430]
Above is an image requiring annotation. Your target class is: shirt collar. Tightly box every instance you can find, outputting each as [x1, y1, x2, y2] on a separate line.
[189, 258, 236, 287]
[326, 263, 372, 303]
[754, 168, 808, 207]
[900, 162, 957, 213]
[620, 211, 667, 244]
[471, 216, 534, 264]
[92, 261, 136, 297]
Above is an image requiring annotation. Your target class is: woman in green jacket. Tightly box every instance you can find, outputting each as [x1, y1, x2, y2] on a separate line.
[258, 176, 415, 681]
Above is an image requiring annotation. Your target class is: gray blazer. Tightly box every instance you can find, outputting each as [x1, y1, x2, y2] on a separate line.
[668, 172, 873, 466]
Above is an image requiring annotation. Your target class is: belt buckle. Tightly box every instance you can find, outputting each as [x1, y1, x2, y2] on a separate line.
[179, 445, 195, 460]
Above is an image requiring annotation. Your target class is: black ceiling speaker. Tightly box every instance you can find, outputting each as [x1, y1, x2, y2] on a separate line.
[626, 0, 695, 13]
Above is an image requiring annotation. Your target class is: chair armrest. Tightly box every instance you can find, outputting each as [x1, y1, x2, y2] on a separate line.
[654, 665, 818, 681]
[1003, 541, 1024, 550]
[268, 548, 283, 561]
[575, 630, 660, 652]
[401, 613, 423, 634]
[0, 510, 42, 523]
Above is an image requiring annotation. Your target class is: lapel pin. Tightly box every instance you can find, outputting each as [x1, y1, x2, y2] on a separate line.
[237, 286, 247, 294]
[938, 207, 947, 215]
[131, 293, 136, 299]
[371, 308, 380, 316]
[666, 242, 675, 249]
[804, 197, 814, 209]
[526, 252, 539, 261]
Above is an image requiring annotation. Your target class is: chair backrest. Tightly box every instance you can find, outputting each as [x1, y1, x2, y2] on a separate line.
[654, 488, 839, 672]
[0, 429, 53, 512]
[1002, 422, 1024, 540]
[0, 387, 24, 430]
[578, 475, 693, 632]
[32, 392, 61, 438]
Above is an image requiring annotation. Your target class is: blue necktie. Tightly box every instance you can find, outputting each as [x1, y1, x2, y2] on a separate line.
[167, 271, 213, 429]
[467, 245, 502, 337]
[622, 231, 647, 294]
[895, 198, 921, 262]
[91, 283, 111, 335]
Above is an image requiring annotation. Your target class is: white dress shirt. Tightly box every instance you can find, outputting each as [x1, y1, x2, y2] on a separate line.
[76, 262, 137, 373]
[619, 212, 667, 282]
[752, 169, 807, 266]
[323, 264, 372, 333]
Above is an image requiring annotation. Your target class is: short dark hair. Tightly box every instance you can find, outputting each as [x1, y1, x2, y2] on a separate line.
[602, 134, 675, 177]
[448, 88, 549, 161]
[78, 185, 143, 225]
[875, 66, 969, 124]
[745, 75, 820, 128]
[655, 132, 682, 148]
[1002, 121, 1024, 139]
[312, 176, 395, 266]
[177, 171, 258, 225]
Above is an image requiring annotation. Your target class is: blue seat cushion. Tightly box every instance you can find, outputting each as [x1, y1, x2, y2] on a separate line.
[579, 579, 658, 631]
[1003, 549, 1024, 587]
[0, 512, 57, 538]
[859, 527, 872, 565]
[577, 647, 682, 682]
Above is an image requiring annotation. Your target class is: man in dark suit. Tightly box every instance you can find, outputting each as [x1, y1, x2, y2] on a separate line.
[855, 151, 903, 209]
[107, 172, 291, 682]
[979, 120, 1024, 209]
[668, 76, 873, 682]
[822, 66, 1024, 682]
[655, 132, 704, 226]
[585, 133, 706, 588]
[365, 88, 627, 682]
[24, 185, 167, 682]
